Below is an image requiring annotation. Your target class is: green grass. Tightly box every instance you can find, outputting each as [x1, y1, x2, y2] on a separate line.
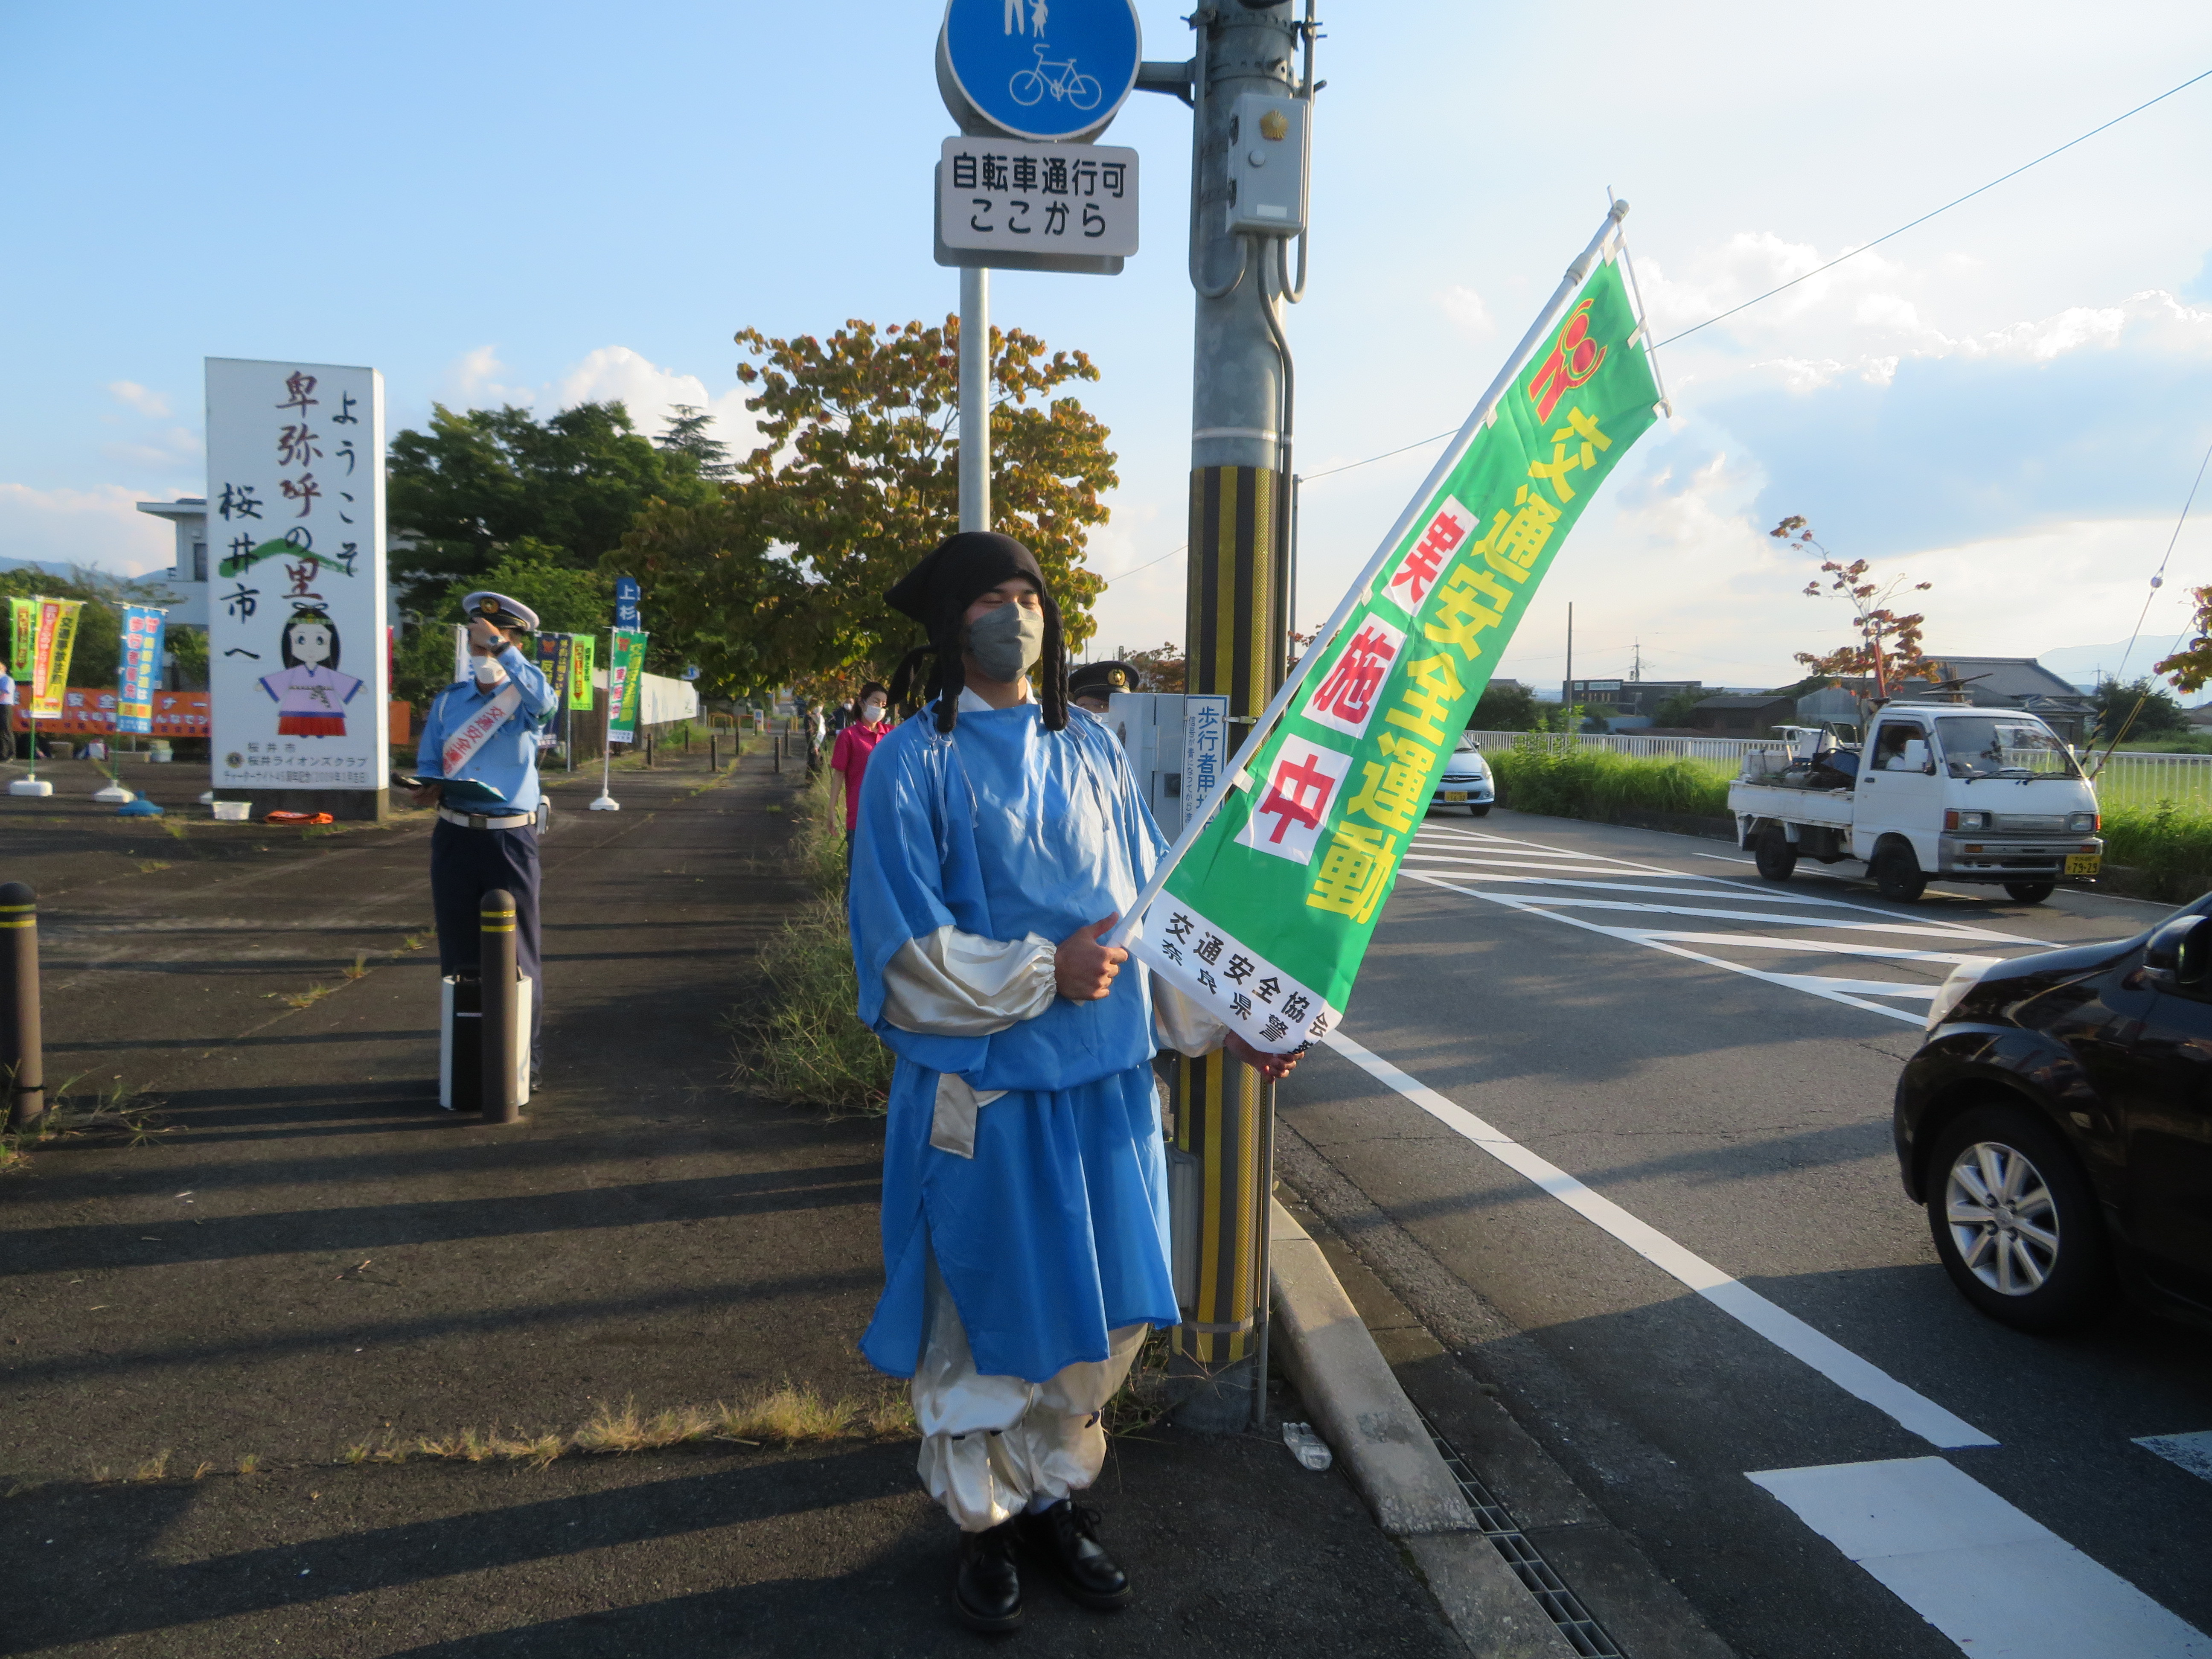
[729, 768, 894, 1114]
[2099, 800, 2212, 903]
[1485, 739, 1734, 823]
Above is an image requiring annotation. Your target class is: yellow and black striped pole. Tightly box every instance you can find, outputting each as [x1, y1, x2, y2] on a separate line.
[0, 881, 41, 1129]
[1171, 462, 1292, 1425]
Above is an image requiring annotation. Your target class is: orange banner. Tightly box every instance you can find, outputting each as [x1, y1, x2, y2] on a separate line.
[14, 689, 210, 737]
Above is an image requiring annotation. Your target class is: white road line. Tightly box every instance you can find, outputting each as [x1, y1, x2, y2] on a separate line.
[1456, 894, 2040, 944]
[1748, 1458, 2211, 1657]
[1629, 931, 2000, 968]
[1409, 871, 1932, 1023]
[1692, 851, 1755, 864]
[2136, 1430, 2212, 1484]
[1324, 1030, 1995, 1448]
[1762, 973, 1939, 1000]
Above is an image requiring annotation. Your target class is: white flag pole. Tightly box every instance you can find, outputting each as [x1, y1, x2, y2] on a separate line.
[589, 629, 620, 812]
[1107, 201, 1634, 950]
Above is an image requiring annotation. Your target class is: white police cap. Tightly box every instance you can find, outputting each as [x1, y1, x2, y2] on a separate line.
[462, 591, 539, 630]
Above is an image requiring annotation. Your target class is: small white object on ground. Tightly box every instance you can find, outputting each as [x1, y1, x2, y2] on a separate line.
[1282, 1420, 1332, 1471]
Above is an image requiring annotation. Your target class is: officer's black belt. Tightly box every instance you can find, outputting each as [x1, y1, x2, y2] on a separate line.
[437, 805, 538, 831]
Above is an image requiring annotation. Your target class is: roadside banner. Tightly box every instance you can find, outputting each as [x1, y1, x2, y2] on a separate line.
[116, 604, 168, 735]
[27, 597, 84, 719]
[535, 631, 573, 747]
[605, 629, 648, 745]
[9, 597, 34, 677]
[568, 634, 595, 710]
[1124, 207, 1665, 1053]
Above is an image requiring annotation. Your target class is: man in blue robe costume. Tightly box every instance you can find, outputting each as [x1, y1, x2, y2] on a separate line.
[849, 533, 1297, 1633]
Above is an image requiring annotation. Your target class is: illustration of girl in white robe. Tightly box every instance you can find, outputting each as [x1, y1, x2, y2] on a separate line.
[259, 607, 362, 737]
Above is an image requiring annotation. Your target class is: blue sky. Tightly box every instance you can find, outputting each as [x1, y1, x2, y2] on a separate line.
[5, 1, 2211, 692]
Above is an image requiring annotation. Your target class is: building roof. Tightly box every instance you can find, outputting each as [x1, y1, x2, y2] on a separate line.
[1695, 694, 1794, 710]
[1899, 657, 2091, 707]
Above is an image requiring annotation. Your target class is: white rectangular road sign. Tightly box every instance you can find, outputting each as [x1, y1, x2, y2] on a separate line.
[939, 136, 1137, 258]
[205, 357, 387, 792]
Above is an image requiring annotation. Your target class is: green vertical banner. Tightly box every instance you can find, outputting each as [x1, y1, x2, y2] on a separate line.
[568, 634, 596, 710]
[9, 597, 34, 677]
[605, 629, 648, 744]
[1131, 243, 1661, 1053]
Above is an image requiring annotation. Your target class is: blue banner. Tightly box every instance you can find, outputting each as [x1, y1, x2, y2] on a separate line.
[116, 604, 167, 735]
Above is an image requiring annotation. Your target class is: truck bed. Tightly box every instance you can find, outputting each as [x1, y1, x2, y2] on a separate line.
[1726, 778, 1856, 829]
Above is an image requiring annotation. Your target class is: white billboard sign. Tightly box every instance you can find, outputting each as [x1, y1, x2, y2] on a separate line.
[205, 357, 387, 792]
[938, 136, 1138, 257]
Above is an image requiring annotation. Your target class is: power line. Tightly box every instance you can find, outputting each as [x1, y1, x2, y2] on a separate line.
[1656, 66, 2212, 349]
[1298, 428, 1457, 484]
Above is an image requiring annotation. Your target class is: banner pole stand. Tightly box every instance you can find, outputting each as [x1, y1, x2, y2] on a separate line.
[9, 712, 50, 797]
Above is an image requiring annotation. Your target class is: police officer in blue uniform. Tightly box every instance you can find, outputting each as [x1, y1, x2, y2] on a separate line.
[409, 592, 556, 1079]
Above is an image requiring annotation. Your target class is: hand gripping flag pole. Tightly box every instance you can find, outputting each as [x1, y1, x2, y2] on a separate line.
[1107, 200, 1639, 955]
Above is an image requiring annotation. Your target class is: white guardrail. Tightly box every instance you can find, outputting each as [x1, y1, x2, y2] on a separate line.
[1463, 731, 2212, 810]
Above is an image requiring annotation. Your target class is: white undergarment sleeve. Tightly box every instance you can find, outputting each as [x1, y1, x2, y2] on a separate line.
[928, 1072, 1008, 1159]
[1151, 973, 1230, 1056]
[880, 925, 1057, 1036]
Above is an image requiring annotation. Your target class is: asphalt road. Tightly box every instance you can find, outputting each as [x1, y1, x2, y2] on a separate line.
[1277, 805, 2212, 1659]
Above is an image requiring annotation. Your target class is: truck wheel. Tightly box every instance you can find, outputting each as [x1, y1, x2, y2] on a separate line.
[1872, 842, 1927, 902]
[1926, 1104, 2109, 1333]
[2004, 882, 2054, 904]
[1753, 827, 1797, 882]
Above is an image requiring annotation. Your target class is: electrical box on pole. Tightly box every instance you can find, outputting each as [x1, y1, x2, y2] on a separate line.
[1224, 92, 1308, 236]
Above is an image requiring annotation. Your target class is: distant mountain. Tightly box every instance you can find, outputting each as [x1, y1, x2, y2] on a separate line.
[2039, 634, 2212, 704]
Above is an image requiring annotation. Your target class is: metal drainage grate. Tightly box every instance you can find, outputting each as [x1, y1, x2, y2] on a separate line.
[1417, 1409, 1626, 1659]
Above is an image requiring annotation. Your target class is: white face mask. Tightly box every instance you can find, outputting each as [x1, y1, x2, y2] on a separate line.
[862, 701, 887, 722]
[474, 655, 506, 688]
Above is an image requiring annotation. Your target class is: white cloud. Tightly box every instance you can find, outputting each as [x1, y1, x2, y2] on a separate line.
[0, 483, 177, 579]
[107, 381, 170, 417]
[1438, 284, 1494, 340]
[433, 343, 760, 460]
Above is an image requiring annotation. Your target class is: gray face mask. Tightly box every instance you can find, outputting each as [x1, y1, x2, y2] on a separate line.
[963, 601, 1045, 685]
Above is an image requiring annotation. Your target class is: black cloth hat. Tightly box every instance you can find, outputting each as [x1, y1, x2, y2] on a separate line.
[1069, 660, 1142, 700]
[885, 531, 1069, 733]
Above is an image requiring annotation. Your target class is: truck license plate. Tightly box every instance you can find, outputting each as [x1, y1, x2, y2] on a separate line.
[1444, 791, 1467, 802]
[2065, 854, 2101, 876]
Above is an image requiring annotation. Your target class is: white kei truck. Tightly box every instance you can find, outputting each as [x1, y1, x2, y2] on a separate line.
[1726, 702, 2104, 904]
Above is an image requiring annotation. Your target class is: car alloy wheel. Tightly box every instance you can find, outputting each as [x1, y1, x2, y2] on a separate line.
[1945, 1141, 2059, 1295]
[1924, 1104, 2108, 1332]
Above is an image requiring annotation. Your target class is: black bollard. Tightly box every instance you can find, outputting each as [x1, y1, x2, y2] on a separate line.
[774, 733, 783, 774]
[709, 734, 719, 772]
[478, 890, 523, 1125]
[1, 882, 41, 1129]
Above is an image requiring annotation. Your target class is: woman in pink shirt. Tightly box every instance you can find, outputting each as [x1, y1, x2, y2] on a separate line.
[829, 681, 891, 840]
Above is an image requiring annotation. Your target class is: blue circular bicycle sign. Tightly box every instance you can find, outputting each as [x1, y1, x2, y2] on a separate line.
[940, 0, 1141, 141]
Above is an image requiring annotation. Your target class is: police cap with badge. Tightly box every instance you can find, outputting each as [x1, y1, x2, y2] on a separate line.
[463, 591, 540, 633]
[1069, 660, 1142, 706]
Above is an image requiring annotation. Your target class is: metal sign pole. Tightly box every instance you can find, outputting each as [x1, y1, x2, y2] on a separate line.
[960, 266, 990, 532]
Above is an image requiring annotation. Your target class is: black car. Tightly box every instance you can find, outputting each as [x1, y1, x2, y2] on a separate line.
[1895, 899, 2212, 1332]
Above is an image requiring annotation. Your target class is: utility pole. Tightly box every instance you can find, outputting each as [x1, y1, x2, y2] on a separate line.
[1140, 0, 1316, 1431]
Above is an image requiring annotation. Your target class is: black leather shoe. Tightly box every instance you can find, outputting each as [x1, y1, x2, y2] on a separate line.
[1018, 1500, 1132, 1611]
[954, 1522, 1023, 1633]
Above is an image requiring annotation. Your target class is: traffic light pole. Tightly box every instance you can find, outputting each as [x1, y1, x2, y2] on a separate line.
[1144, 0, 1315, 1433]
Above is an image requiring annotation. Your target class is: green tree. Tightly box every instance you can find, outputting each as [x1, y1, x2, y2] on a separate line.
[2089, 675, 2190, 745]
[619, 315, 1116, 697]
[386, 402, 717, 610]
[1652, 687, 1703, 727]
[1469, 679, 1540, 730]
[390, 542, 616, 712]
[655, 404, 735, 479]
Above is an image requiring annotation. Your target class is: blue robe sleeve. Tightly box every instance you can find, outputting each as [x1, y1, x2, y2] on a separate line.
[847, 720, 992, 1077]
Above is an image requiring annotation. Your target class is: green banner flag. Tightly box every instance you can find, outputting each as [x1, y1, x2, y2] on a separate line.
[568, 634, 596, 710]
[9, 597, 33, 678]
[606, 629, 648, 744]
[1130, 223, 1662, 1054]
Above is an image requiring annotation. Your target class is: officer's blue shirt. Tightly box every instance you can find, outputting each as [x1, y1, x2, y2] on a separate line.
[416, 645, 554, 813]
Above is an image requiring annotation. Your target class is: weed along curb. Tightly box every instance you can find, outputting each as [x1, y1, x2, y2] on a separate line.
[1268, 1201, 1580, 1658]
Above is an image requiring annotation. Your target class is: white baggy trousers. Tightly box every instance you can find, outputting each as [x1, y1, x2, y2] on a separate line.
[912, 1253, 1146, 1533]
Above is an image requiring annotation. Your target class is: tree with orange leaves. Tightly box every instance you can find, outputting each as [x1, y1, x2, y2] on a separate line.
[1776, 516, 1933, 697]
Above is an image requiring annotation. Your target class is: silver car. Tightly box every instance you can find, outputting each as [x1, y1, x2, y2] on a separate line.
[1431, 731, 1493, 816]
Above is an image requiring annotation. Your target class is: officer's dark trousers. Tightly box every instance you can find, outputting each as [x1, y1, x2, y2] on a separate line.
[430, 819, 542, 1067]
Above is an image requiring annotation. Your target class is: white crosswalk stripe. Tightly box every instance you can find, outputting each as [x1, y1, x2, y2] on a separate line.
[1400, 822, 2080, 1025]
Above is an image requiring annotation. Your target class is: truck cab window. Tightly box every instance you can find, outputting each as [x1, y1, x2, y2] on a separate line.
[1873, 722, 1926, 771]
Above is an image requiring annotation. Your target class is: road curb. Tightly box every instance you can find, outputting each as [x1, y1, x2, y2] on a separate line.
[1269, 1199, 1580, 1658]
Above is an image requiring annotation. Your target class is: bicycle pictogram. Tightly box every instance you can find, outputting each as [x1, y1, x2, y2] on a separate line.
[1008, 42, 1101, 111]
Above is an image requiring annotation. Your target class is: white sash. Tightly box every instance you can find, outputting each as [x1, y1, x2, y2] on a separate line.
[441, 681, 523, 778]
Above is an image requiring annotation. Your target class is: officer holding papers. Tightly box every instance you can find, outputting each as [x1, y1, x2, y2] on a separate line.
[408, 591, 556, 1080]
